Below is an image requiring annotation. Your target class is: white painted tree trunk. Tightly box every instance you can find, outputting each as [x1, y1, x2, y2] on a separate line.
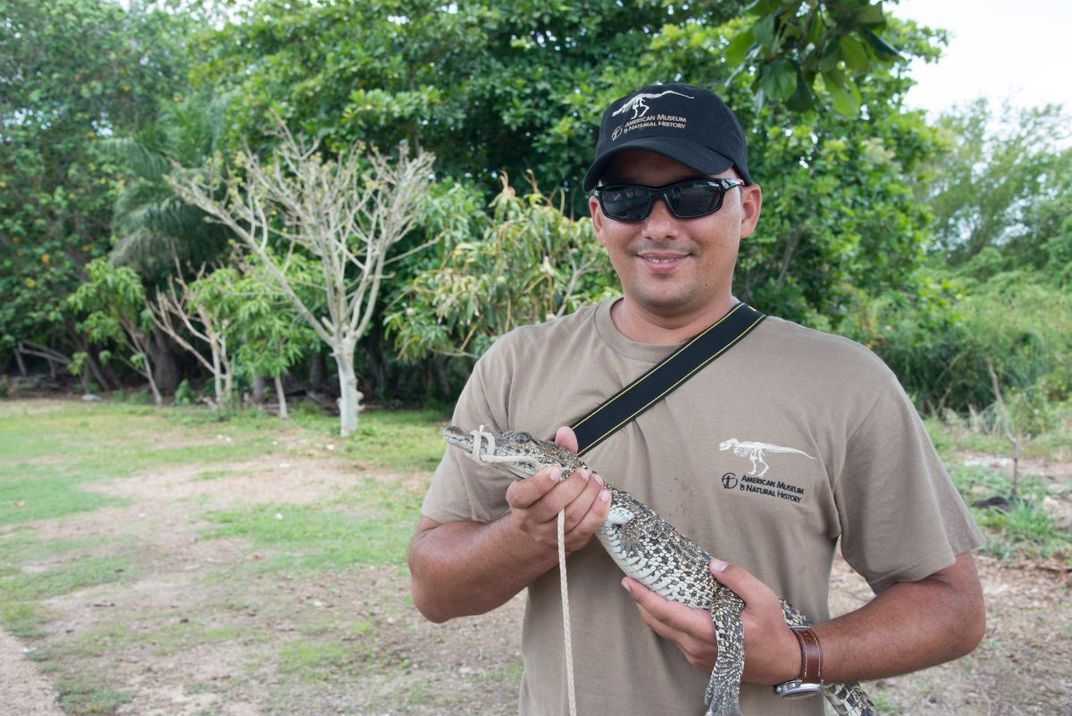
[211, 348, 223, 406]
[273, 374, 288, 420]
[334, 343, 362, 436]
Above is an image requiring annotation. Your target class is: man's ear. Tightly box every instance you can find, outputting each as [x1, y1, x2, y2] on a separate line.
[738, 183, 762, 239]
[589, 195, 608, 246]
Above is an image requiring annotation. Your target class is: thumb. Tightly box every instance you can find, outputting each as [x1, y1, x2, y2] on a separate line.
[709, 558, 773, 606]
[554, 425, 579, 453]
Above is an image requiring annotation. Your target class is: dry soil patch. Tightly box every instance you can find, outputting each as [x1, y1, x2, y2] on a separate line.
[2, 449, 1071, 715]
[0, 628, 64, 715]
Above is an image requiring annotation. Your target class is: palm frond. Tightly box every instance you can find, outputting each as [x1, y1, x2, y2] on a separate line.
[100, 136, 171, 180]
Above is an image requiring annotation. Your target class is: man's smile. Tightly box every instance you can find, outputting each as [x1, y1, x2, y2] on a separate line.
[635, 250, 691, 271]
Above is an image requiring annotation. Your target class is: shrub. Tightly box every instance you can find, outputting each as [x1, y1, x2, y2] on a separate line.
[841, 269, 1071, 434]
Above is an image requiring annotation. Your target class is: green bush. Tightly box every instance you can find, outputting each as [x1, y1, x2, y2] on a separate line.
[841, 269, 1071, 434]
[173, 379, 196, 406]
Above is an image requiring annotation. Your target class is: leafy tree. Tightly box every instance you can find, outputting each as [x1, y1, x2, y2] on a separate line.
[385, 175, 615, 361]
[189, 0, 905, 199]
[1025, 172, 1072, 282]
[105, 93, 233, 281]
[188, 1, 941, 334]
[188, 1, 704, 192]
[149, 259, 318, 415]
[230, 263, 320, 419]
[841, 270, 1071, 433]
[926, 99, 1072, 269]
[67, 258, 163, 405]
[0, 0, 188, 361]
[726, 0, 905, 116]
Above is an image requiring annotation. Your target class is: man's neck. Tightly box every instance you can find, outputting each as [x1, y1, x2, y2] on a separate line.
[609, 294, 739, 345]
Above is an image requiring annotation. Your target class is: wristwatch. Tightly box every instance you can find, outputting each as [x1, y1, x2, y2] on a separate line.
[773, 626, 823, 699]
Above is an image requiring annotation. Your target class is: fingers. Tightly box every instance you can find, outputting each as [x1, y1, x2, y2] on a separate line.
[505, 464, 610, 551]
[506, 425, 583, 511]
[505, 464, 565, 510]
[562, 473, 611, 550]
[709, 558, 799, 684]
[624, 578, 713, 636]
[566, 474, 611, 531]
[623, 577, 717, 670]
[545, 468, 607, 535]
[506, 465, 590, 518]
[621, 558, 792, 679]
[542, 470, 606, 525]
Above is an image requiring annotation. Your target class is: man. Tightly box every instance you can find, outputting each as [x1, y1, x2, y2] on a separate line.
[409, 82, 985, 715]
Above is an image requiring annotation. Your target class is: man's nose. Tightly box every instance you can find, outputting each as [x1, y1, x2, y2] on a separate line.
[642, 196, 681, 236]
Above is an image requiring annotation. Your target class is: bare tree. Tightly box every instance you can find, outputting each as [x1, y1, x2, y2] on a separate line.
[168, 125, 435, 436]
[147, 264, 236, 409]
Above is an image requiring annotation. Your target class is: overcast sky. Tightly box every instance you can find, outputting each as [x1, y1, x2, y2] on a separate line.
[894, 0, 1072, 117]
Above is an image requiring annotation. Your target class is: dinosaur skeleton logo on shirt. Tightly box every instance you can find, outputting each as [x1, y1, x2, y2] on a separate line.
[719, 438, 814, 477]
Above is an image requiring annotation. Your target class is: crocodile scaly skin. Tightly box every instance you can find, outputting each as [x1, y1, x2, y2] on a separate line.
[444, 426, 877, 716]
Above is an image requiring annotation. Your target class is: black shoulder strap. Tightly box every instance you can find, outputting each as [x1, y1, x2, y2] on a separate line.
[570, 302, 765, 456]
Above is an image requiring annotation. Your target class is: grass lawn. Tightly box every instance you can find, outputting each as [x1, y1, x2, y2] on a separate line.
[0, 399, 454, 714]
[0, 398, 1068, 714]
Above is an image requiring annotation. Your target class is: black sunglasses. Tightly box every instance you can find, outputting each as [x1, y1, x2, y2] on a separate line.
[591, 178, 744, 222]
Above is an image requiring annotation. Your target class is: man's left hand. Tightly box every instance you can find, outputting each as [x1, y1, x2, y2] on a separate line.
[621, 558, 799, 685]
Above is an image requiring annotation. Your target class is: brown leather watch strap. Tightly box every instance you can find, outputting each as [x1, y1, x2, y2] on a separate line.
[790, 627, 823, 684]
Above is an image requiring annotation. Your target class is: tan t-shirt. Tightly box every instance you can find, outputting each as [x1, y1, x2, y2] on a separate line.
[422, 299, 984, 716]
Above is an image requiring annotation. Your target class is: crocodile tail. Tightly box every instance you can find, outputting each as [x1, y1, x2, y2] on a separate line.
[704, 697, 745, 716]
[703, 666, 744, 716]
[704, 594, 746, 716]
[823, 681, 878, 716]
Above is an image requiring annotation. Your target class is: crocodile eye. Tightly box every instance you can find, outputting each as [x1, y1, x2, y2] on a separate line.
[515, 433, 531, 443]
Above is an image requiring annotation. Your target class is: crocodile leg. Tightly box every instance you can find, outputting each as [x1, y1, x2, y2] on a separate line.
[704, 591, 746, 716]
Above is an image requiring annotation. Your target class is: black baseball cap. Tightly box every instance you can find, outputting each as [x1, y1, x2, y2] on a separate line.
[583, 83, 751, 191]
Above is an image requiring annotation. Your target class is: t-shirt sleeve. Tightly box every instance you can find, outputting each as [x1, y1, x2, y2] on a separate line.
[421, 349, 515, 525]
[834, 377, 985, 593]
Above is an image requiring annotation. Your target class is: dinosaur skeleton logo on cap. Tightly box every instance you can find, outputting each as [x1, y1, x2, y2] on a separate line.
[612, 89, 695, 120]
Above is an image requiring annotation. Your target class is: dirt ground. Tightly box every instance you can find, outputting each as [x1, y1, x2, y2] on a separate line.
[2, 445, 1071, 715]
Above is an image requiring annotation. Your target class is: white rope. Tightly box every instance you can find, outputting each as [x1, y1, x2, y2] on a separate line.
[466, 425, 542, 469]
[558, 509, 578, 716]
[467, 425, 578, 715]
[470, 425, 495, 461]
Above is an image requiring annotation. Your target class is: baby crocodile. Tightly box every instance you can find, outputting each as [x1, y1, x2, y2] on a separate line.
[444, 425, 876, 716]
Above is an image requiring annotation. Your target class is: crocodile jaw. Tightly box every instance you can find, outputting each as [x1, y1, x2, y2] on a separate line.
[442, 425, 547, 480]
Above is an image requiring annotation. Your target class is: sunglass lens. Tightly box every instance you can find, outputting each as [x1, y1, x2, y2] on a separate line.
[602, 185, 653, 222]
[670, 183, 722, 218]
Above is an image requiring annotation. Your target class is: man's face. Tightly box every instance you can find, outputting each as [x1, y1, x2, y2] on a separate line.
[588, 149, 762, 324]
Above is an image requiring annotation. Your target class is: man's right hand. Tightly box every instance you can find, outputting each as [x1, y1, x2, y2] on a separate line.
[504, 426, 611, 553]
[409, 426, 610, 622]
